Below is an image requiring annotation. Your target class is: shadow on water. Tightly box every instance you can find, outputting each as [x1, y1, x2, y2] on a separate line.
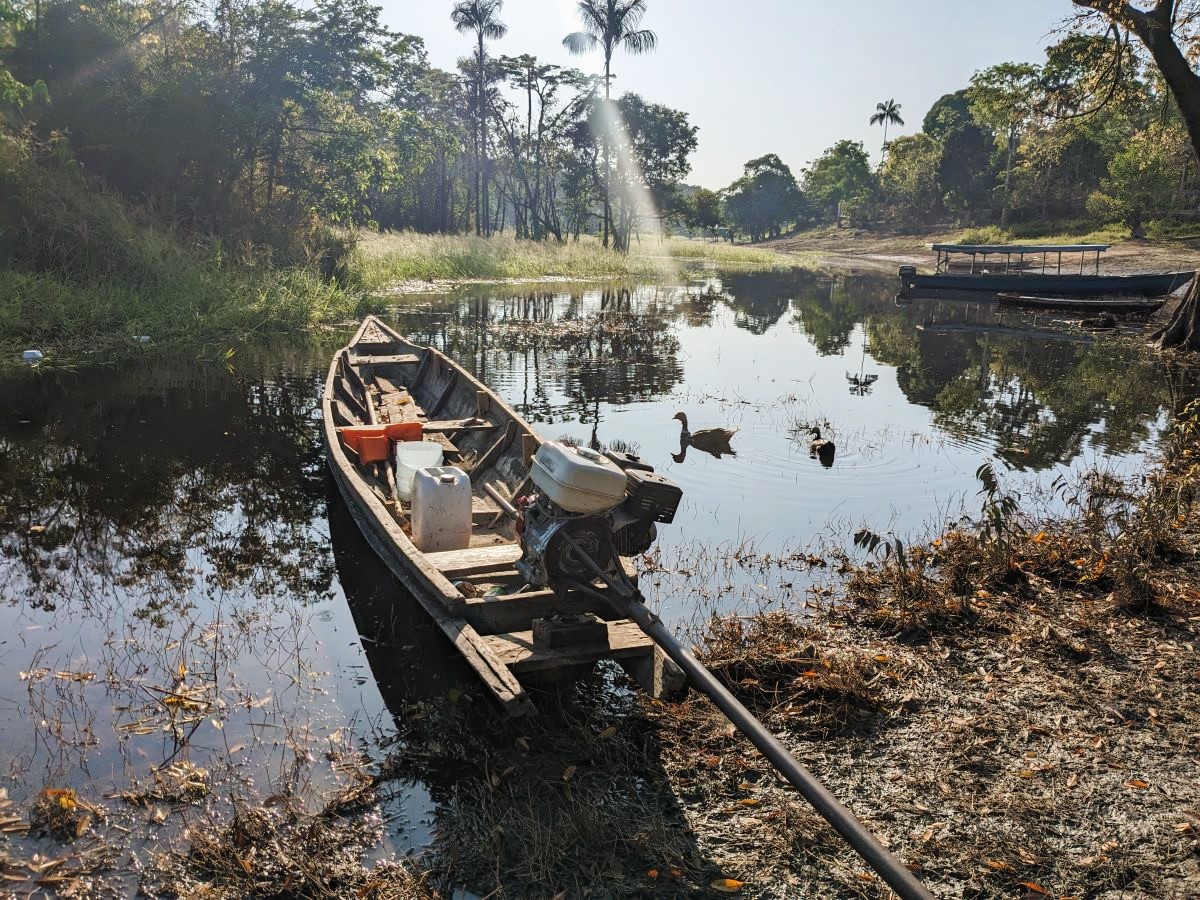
[327, 481, 714, 896]
[326, 480, 473, 708]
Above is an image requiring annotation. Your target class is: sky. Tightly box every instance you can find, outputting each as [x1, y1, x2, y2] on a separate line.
[377, 0, 1085, 190]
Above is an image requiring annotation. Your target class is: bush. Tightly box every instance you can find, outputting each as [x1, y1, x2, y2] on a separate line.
[0, 129, 359, 351]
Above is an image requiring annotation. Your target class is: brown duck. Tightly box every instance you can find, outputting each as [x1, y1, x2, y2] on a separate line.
[674, 412, 738, 459]
[809, 427, 835, 467]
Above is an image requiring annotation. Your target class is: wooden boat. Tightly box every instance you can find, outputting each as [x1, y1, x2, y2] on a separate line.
[996, 293, 1165, 313]
[899, 244, 1195, 297]
[322, 316, 683, 716]
[916, 322, 1093, 343]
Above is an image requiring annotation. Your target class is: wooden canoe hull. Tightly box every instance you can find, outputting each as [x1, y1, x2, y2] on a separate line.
[996, 293, 1165, 313]
[322, 316, 683, 715]
[900, 270, 1195, 297]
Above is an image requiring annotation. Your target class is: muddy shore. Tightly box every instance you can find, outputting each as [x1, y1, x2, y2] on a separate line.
[764, 227, 1200, 279]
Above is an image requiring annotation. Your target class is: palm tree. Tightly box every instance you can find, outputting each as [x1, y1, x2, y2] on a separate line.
[563, 0, 657, 248]
[452, 0, 507, 237]
[869, 99, 904, 165]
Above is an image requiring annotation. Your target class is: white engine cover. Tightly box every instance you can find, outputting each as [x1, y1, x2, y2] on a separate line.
[530, 441, 628, 514]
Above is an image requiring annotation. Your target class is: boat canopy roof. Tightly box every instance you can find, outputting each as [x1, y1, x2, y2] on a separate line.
[932, 243, 1110, 255]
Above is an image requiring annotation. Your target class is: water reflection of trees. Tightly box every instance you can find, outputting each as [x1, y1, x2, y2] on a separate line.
[384, 273, 1186, 472]
[393, 287, 684, 429]
[708, 269, 1184, 471]
[0, 346, 339, 611]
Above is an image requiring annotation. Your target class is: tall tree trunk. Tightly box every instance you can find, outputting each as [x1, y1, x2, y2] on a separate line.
[1000, 125, 1015, 231]
[601, 57, 612, 249]
[478, 37, 491, 238]
[1127, 6, 1200, 348]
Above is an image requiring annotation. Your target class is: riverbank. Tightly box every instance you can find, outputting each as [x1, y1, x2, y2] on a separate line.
[765, 226, 1200, 279]
[350, 232, 810, 294]
[0, 227, 802, 361]
[146, 411, 1200, 899]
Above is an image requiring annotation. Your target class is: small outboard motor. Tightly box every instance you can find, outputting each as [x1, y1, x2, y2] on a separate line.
[516, 442, 682, 593]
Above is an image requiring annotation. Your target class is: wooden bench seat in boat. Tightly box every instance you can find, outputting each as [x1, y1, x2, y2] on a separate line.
[426, 543, 522, 578]
[350, 353, 421, 366]
[482, 620, 653, 673]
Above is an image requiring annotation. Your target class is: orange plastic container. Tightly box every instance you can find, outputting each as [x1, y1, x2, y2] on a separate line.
[338, 423, 424, 464]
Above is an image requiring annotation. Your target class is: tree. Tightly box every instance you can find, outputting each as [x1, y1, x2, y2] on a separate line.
[880, 133, 942, 222]
[801, 140, 875, 223]
[923, 90, 975, 141]
[563, 0, 657, 249]
[869, 98, 904, 165]
[452, 0, 507, 237]
[688, 187, 724, 235]
[968, 62, 1041, 228]
[920, 91, 997, 219]
[1087, 128, 1179, 237]
[723, 154, 802, 242]
[495, 56, 591, 238]
[612, 92, 696, 246]
[1070, 0, 1200, 349]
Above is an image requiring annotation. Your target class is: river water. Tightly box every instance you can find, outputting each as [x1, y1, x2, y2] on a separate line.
[0, 268, 1185, 887]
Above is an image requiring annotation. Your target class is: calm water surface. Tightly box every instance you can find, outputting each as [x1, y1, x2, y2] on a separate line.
[0, 269, 1187, 881]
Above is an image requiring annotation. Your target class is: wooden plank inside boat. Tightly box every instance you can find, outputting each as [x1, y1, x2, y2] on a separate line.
[482, 620, 655, 672]
[427, 544, 522, 578]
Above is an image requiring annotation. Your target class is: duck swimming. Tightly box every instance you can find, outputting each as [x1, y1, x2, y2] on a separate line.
[809, 427, 835, 467]
[673, 412, 737, 459]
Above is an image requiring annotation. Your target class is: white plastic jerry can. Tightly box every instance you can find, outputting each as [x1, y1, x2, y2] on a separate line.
[411, 466, 472, 553]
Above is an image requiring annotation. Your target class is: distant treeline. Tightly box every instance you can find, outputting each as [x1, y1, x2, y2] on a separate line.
[686, 33, 1199, 243]
[0, 0, 695, 268]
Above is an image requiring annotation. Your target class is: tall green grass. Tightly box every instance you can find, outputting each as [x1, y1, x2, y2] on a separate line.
[349, 231, 804, 290]
[349, 231, 669, 286]
[955, 221, 1131, 246]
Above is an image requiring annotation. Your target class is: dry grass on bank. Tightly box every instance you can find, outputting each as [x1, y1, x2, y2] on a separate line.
[642, 412, 1200, 898]
[149, 412, 1200, 900]
[148, 777, 430, 899]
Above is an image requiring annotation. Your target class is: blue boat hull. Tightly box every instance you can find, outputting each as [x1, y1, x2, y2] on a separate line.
[900, 270, 1195, 297]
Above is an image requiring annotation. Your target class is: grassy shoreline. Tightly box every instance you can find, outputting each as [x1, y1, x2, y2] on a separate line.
[0, 231, 807, 360]
[348, 231, 808, 291]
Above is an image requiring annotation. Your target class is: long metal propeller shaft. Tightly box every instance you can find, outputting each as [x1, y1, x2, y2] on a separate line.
[561, 534, 934, 900]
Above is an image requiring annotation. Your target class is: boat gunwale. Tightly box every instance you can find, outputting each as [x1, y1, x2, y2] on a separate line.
[996, 292, 1166, 312]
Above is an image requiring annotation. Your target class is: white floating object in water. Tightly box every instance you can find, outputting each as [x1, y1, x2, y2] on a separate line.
[134, 336, 151, 343]
[22, 350, 43, 364]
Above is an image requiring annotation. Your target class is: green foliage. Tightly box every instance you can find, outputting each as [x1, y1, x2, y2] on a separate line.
[723, 154, 802, 242]
[684, 187, 724, 233]
[801, 140, 875, 221]
[923, 90, 976, 141]
[865, 28, 1193, 230]
[975, 462, 1024, 555]
[1087, 128, 1182, 237]
[0, 132, 356, 351]
[613, 92, 698, 234]
[880, 134, 942, 222]
[967, 63, 1041, 151]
